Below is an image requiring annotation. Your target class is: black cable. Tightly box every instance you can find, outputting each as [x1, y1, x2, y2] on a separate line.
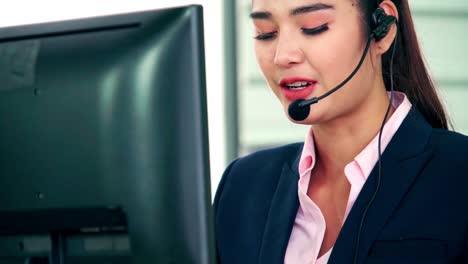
[352, 24, 398, 264]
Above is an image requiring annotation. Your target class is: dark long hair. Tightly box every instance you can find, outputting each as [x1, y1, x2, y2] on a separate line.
[360, 0, 450, 129]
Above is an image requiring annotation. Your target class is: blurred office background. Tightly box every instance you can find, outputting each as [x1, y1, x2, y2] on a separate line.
[2, 0, 467, 197]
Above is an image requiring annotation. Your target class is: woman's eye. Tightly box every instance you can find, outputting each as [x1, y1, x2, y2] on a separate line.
[254, 31, 277, 41]
[253, 24, 328, 40]
[302, 23, 329, 36]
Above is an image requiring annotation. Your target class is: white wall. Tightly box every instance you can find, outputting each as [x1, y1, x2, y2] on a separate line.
[0, 0, 226, 198]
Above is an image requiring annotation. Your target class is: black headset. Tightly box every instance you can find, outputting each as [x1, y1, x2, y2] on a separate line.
[353, 6, 398, 264]
[371, 7, 397, 41]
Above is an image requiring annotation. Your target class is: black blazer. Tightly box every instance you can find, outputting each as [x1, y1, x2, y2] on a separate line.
[214, 107, 468, 264]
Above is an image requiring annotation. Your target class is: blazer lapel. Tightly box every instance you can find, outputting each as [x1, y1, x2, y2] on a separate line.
[258, 148, 302, 264]
[329, 108, 435, 264]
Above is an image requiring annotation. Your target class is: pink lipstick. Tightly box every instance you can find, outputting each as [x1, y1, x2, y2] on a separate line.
[279, 77, 317, 102]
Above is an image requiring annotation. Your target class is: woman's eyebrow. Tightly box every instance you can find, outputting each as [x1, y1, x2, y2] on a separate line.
[250, 11, 271, 20]
[250, 3, 334, 20]
[291, 3, 334, 16]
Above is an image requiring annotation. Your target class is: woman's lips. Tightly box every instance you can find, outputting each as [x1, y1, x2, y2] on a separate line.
[279, 77, 317, 101]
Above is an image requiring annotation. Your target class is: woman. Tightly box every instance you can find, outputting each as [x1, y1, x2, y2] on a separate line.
[214, 0, 468, 263]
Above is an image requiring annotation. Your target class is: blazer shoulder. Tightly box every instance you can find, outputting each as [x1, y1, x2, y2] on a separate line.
[214, 143, 303, 263]
[233, 142, 303, 169]
[430, 128, 468, 158]
[426, 128, 468, 188]
[221, 142, 303, 186]
[214, 142, 302, 210]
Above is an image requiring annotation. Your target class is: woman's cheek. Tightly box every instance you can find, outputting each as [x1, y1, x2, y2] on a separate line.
[256, 52, 271, 73]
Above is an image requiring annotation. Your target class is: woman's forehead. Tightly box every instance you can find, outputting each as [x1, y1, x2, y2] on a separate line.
[250, 0, 357, 16]
[251, 0, 348, 9]
[250, 0, 359, 21]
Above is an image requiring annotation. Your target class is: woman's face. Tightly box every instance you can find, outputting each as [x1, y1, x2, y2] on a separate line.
[252, 0, 379, 124]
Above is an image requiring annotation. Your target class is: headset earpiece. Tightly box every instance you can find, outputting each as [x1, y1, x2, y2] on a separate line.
[371, 7, 397, 41]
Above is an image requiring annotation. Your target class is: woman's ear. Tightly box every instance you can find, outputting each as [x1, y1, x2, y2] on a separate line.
[379, 0, 399, 20]
[375, 0, 399, 55]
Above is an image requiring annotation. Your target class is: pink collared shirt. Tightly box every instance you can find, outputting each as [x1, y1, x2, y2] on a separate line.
[284, 92, 412, 264]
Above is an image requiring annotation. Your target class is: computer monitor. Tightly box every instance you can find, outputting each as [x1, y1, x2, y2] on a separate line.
[0, 5, 214, 264]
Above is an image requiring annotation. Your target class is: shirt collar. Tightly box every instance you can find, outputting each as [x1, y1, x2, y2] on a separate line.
[354, 91, 411, 179]
[298, 127, 316, 175]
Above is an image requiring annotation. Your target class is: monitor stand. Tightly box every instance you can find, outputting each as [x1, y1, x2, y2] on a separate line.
[25, 232, 65, 264]
[50, 232, 66, 264]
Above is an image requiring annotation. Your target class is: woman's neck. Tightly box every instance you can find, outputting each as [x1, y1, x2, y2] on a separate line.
[312, 88, 395, 180]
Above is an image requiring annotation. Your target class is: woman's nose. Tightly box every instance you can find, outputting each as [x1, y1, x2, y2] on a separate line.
[273, 34, 305, 68]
